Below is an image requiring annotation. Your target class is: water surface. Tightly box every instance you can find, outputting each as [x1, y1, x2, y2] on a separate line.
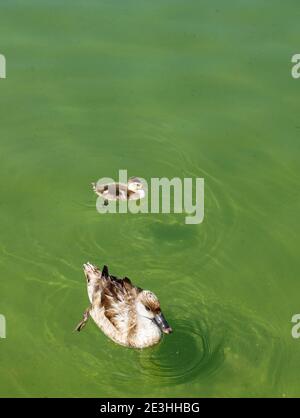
[0, 0, 300, 397]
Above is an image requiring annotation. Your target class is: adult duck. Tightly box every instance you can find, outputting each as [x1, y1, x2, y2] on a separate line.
[75, 262, 172, 348]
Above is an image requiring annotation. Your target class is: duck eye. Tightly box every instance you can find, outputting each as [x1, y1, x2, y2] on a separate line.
[145, 306, 151, 312]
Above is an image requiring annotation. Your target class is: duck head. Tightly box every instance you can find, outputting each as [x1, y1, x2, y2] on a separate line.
[136, 290, 173, 334]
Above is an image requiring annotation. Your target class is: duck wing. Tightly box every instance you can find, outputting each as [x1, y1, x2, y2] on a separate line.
[100, 270, 141, 331]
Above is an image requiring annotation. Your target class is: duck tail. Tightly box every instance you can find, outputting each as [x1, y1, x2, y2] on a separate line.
[101, 265, 109, 279]
[83, 262, 101, 283]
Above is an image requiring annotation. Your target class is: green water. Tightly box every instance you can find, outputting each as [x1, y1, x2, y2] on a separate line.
[1, 0, 300, 397]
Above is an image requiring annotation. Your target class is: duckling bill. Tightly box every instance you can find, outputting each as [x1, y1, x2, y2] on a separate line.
[75, 263, 172, 348]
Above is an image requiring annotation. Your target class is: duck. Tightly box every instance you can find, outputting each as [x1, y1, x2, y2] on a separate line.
[75, 262, 172, 348]
[92, 177, 145, 206]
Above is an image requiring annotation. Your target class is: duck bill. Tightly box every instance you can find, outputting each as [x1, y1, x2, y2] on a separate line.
[154, 312, 173, 334]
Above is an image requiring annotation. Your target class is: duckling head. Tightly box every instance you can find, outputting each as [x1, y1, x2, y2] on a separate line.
[136, 290, 173, 334]
[127, 177, 144, 193]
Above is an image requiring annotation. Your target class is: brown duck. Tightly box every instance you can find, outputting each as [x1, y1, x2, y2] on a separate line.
[75, 263, 172, 348]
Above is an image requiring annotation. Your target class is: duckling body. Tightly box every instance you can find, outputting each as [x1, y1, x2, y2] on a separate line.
[75, 263, 172, 348]
[92, 177, 145, 205]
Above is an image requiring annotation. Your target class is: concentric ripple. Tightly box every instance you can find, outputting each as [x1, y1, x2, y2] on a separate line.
[137, 318, 224, 385]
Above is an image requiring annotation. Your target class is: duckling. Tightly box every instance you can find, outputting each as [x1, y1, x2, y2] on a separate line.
[92, 177, 145, 206]
[75, 263, 172, 348]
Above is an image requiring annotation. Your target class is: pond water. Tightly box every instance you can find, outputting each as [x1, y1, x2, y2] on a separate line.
[0, 0, 300, 397]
